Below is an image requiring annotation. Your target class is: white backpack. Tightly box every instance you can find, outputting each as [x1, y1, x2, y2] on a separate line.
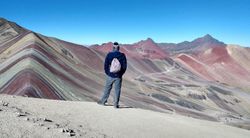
[110, 58, 121, 73]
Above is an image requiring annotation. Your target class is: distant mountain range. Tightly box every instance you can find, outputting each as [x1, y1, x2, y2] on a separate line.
[1, 18, 250, 129]
[158, 34, 226, 55]
[92, 33, 250, 90]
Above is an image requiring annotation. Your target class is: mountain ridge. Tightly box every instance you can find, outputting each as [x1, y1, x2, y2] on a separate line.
[1, 18, 250, 130]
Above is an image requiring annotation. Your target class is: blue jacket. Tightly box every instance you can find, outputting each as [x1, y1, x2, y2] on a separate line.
[104, 50, 127, 78]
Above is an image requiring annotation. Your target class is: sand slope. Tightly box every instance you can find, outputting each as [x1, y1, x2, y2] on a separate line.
[0, 94, 249, 138]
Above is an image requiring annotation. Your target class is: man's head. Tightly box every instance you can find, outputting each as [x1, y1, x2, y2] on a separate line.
[113, 42, 120, 51]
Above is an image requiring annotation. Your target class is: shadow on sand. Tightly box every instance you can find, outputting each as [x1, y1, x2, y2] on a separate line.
[103, 103, 133, 109]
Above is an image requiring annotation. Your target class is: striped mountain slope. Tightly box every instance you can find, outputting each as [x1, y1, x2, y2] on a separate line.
[1, 18, 250, 129]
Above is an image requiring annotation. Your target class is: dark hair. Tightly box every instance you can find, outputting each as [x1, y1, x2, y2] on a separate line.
[113, 42, 119, 46]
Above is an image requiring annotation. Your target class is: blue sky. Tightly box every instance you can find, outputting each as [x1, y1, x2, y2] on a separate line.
[1, 0, 250, 46]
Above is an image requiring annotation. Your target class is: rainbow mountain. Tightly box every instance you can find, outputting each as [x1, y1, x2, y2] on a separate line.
[1, 18, 250, 129]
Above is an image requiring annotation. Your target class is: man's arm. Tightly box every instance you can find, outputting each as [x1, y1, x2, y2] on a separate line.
[121, 54, 127, 75]
[104, 53, 110, 75]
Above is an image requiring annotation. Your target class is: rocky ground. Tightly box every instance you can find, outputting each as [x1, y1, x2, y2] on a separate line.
[1, 94, 250, 138]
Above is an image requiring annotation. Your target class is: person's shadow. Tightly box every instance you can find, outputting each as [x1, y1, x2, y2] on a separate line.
[105, 103, 133, 109]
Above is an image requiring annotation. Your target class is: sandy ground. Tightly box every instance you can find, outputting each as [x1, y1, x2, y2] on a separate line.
[0, 94, 250, 138]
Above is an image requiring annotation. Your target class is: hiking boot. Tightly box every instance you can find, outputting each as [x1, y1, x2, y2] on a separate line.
[114, 105, 119, 109]
[97, 101, 106, 106]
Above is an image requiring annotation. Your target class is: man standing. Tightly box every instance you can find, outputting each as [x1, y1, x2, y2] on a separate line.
[97, 42, 127, 108]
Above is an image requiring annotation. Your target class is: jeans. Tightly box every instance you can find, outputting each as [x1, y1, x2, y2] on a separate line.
[100, 76, 122, 106]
